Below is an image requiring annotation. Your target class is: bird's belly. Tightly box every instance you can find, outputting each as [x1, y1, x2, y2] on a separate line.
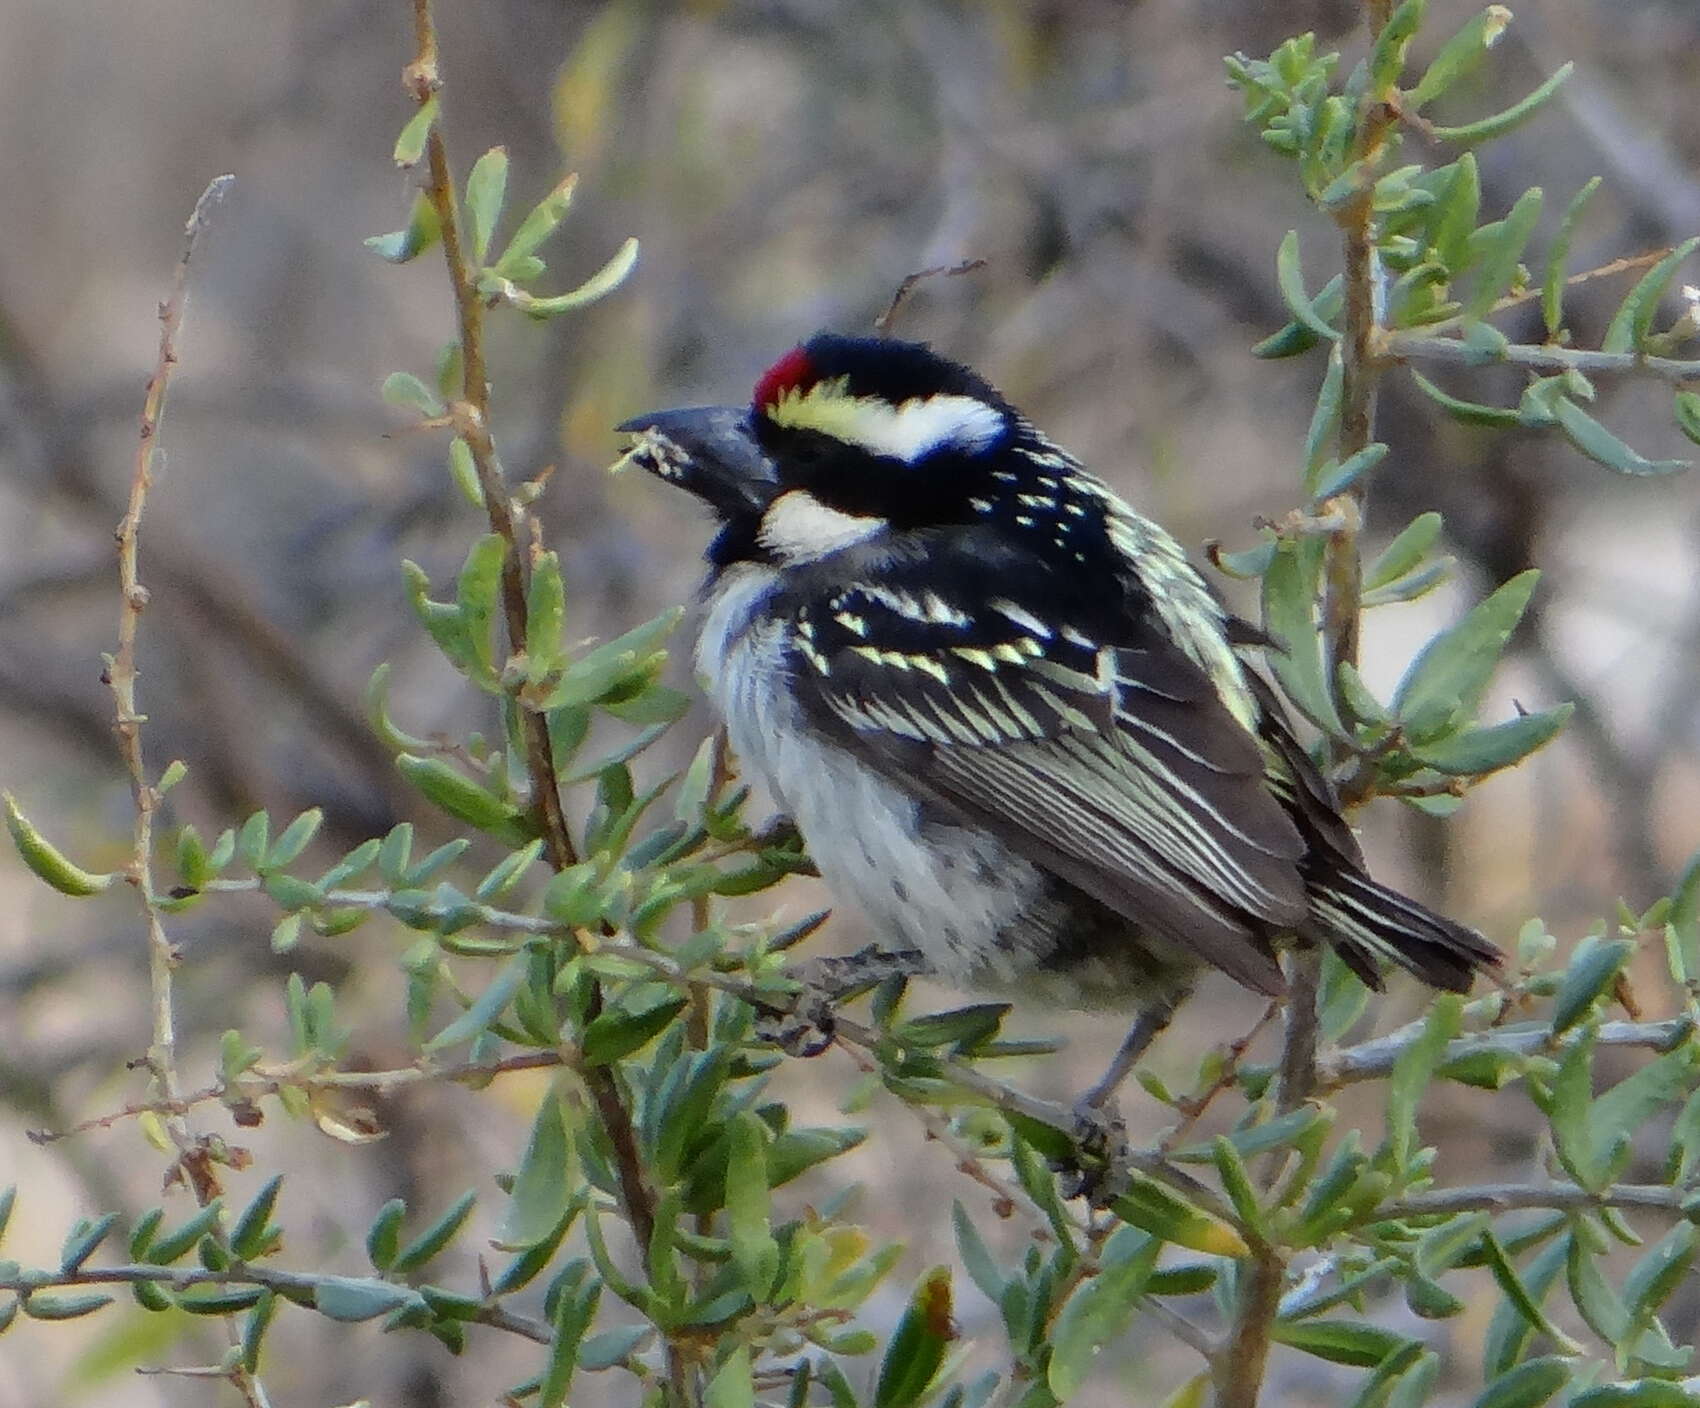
[698, 567, 1197, 1005]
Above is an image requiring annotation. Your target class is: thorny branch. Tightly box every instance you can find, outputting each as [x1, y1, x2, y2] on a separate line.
[105, 172, 274, 1408]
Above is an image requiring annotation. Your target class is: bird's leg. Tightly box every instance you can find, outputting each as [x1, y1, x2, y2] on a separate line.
[1079, 992, 1185, 1112]
[755, 946, 929, 1056]
[1056, 992, 1186, 1204]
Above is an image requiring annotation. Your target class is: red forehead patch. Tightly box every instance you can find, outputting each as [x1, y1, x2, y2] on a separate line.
[752, 344, 817, 411]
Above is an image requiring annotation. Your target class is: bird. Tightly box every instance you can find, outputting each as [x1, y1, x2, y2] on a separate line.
[616, 332, 1501, 1109]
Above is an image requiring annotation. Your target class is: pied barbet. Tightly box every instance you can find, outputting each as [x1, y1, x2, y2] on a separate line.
[616, 333, 1499, 1106]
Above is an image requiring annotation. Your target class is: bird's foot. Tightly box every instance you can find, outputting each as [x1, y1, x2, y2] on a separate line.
[1054, 1097, 1132, 1206]
[752, 947, 926, 1057]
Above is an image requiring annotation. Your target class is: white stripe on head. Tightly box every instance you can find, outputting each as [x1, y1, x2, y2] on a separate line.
[759, 489, 887, 563]
[767, 380, 1007, 462]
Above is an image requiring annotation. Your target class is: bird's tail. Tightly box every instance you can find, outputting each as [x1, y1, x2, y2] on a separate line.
[1306, 866, 1501, 992]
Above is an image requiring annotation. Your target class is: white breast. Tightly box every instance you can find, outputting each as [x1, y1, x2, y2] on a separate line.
[696, 565, 1048, 986]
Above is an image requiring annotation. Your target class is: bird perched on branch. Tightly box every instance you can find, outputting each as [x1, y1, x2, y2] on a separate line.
[617, 332, 1499, 1108]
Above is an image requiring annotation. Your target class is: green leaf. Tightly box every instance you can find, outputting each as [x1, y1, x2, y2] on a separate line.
[1567, 1230, 1631, 1344]
[874, 1267, 954, 1408]
[535, 607, 684, 712]
[1253, 275, 1344, 357]
[892, 1003, 1010, 1051]
[426, 952, 526, 1053]
[1408, 703, 1572, 777]
[1675, 391, 1700, 447]
[366, 1197, 407, 1271]
[1393, 569, 1539, 741]
[392, 96, 438, 167]
[1366, 513, 1444, 591]
[365, 192, 441, 264]
[1262, 538, 1345, 736]
[1387, 996, 1460, 1171]
[1470, 1356, 1569, 1408]
[1602, 237, 1700, 355]
[1544, 177, 1602, 340]
[704, 1344, 756, 1408]
[1570, 1382, 1700, 1408]
[1431, 63, 1574, 146]
[494, 174, 578, 275]
[578, 1323, 651, 1372]
[1109, 1172, 1250, 1257]
[1047, 1227, 1159, 1398]
[3, 792, 116, 896]
[1553, 397, 1690, 477]
[58, 1213, 120, 1274]
[1367, 0, 1425, 92]
[1623, 1221, 1699, 1326]
[456, 534, 507, 681]
[230, 1175, 284, 1260]
[313, 1276, 417, 1322]
[581, 995, 689, 1067]
[951, 1202, 1004, 1305]
[1272, 1319, 1416, 1368]
[396, 754, 533, 846]
[145, 1200, 224, 1266]
[1462, 187, 1542, 322]
[474, 838, 545, 902]
[508, 237, 640, 318]
[526, 551, 567, 684]
[381, 371, 444, 419]
[496, 1091, 572, 1251]
[724, 1115, 780, 1301]
[1551, 935, 1635, 1035]
[1311, 443, 1389, 505]
[1408, 5, 1515, 108]
[23, 1291, 114, 1321]
[1409, 369, 1520, 427]
[1429, 152, 1480, 273]
[1276, 231, 1342, 342]
[392, 1190, 476, 1273]
[464, 147, 509, 265]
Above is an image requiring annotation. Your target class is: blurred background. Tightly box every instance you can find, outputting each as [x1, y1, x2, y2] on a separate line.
[2, 1, 1698, 1403]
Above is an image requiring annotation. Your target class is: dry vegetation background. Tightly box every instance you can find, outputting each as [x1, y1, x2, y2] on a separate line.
[2, 1, 1699, 1404]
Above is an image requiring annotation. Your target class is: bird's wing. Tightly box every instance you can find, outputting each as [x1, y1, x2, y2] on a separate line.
[784, 550, 1307, 993]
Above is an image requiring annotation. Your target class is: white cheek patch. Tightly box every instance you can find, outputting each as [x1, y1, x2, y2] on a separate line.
[759, 490, 888, 562]
[769, 386, 1006, 462]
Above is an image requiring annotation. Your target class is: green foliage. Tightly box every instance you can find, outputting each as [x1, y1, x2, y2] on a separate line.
[7, 5, 1700, 1407]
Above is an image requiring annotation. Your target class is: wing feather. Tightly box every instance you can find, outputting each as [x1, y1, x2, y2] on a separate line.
[783, 543, 1308, 990]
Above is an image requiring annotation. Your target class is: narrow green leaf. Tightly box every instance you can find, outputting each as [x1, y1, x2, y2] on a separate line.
[393, 1190, 476, 1273]
[231, 1175, 284, 1261]
[366, 1198, 407, 1271]
[1462, 187, 1542, 322]
[381, 371, 444, 419]
[1544, 177, 1602, 339]
[1553, 397, 1690, 477]
[1387, 997, 1461, 1170]
[1408, 5, 1515, 108]
[705, 1344, 756, 1408]
[474, 838, 545, 902]
[1623, 1221, 1699, 1326]
[1252, 275, 1344, 357]
[1567, 1232, 1631, 1344]
[1602, 237, 1700, 355]
[1366, 513, 1444, 591]
[1109, 1172, 1250, 1257]
[1276, 231, 1343, 341]
[495, 174, 578, 275]
[396, 754, 532, 846]
[366, 192, 441, 264]
[1311, 443, 1389, 505]
[426, 952, 526, 1053]
[313, 1276, 417, 1322]
[874, 1267, 954, 1408]
[23, 1291, 114, 1321]
[581, 995, 689, 1067]
[1551, 935, 1635, 1035]
[509, 237, 641, 318]
[724, 1114, 780, 1300]
[1408, 703, 1573, 777]
[3, 793, 116, 896]
[59, 1214, 120, 1274]
[392, 96, 438, 167]
[1470, 1357, 1569, 1408]
[1262, 538, 1345, 735]
[1674, 391, 1700, 447]
[1047, 1227, 1159, 1398]
[1393, 569, 1539, 741]
[1570, 1382, 1700, 1408]
[1272, 1319, 1415, 1368]
[1431, 63, 1574, 146]
[464, 147, 509, 265]
[1409, 369, 1520, 426]
[1430, 152, 1480, 273]
[951, 1202, 1004, 1305]
[495, 1091, 572, 1251]
[535, 607, 684, 712]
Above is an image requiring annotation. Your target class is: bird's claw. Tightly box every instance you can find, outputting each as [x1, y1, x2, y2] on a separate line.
[754, 993, 837, 1058]
[1053, 1098, 1132, 1206]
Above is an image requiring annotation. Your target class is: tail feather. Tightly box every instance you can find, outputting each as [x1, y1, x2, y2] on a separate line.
[1307, 868, 1501, 993]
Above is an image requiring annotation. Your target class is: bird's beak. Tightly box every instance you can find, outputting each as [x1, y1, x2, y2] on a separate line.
[613, 405, 779, 518]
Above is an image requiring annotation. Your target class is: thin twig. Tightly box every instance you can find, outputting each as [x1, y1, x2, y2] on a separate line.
[106, 172, 273, 1408]
[873, 259, 987, 335]
[1386, 333, 1700, 385]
